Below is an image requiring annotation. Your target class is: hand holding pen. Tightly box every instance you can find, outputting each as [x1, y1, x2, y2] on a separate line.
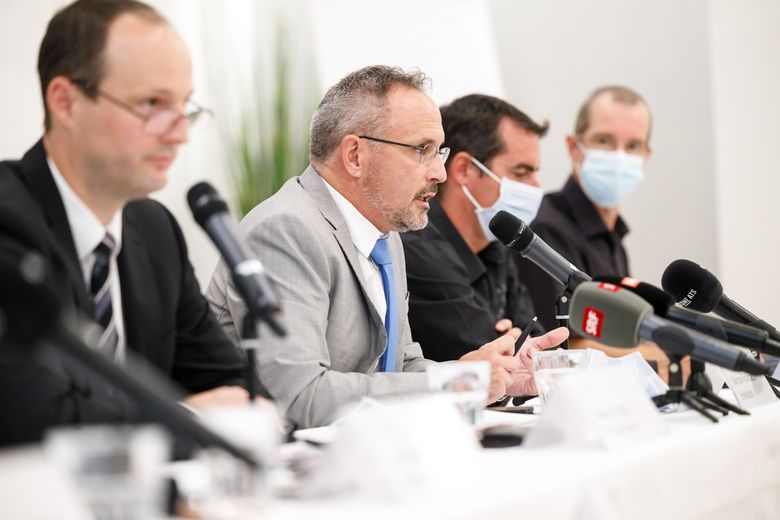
[495, 316, 538, 406]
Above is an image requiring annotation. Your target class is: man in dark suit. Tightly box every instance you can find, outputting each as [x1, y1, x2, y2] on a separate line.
[0, 0, 251, 446]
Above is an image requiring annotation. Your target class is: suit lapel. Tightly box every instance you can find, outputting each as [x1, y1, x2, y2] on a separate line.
[19, 140, 92, 313]
[297, 166, 384, 332]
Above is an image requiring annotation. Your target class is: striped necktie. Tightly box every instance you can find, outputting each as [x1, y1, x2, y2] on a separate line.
[370, 237, 398, 372]
[90, 232, 118, 357]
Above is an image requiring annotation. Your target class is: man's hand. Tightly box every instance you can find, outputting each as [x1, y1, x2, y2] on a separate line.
[460, 330, 521, 403]
[506, 327, 570, 397]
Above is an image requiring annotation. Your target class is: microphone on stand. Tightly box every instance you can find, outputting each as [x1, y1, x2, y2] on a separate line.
[595, 275, 780, 357]
[489, 210, 591, 349]
[187, 182, 285, 336]
[489, 210, 591, 292]
[568, 281, 770, 376]
[662, 259, 780, 343]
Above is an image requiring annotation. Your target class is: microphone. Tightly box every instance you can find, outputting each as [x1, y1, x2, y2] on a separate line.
[662, 259, 780, 343]
[595, 275, 780, 357]
[187, 182, 285, 336]
[489, 210, 591, 292]
[0, 252, 260, 469]
[568, 281, 770, 376]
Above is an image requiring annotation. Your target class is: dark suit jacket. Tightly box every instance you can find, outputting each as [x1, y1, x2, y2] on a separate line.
[0, 140, 246, 445]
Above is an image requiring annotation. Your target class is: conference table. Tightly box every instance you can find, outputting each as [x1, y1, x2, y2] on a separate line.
[2, 396, 778, 519]
[262, 400, 780, 520]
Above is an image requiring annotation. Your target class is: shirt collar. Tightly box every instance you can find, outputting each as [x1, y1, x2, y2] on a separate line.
[48, 156, 123, 261]
[322, 179, 383, 258]
[561, 175, 629, 240]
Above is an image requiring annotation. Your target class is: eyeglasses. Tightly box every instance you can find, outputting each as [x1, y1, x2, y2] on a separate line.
[71, 78, 213, 136]
[577, 136, 649, 156]
[359, 135, 450, 165]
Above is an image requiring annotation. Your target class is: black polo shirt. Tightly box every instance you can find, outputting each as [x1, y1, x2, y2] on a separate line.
[515, 175, 630, 331]
[401, 199, 543, 362]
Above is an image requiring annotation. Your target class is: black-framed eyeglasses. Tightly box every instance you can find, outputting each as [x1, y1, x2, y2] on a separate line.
[359, 135, 450, 165]
[71, 78, 213, 136]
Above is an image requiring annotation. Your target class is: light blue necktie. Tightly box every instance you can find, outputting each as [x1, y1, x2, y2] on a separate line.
[370, 237, 398, 372]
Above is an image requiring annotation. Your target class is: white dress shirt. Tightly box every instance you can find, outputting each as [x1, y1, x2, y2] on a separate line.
[48, 157, 127, 361]
[323, 180, 387, 323]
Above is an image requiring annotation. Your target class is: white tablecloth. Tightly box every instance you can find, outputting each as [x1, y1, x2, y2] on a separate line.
[267, 401, 780, 520]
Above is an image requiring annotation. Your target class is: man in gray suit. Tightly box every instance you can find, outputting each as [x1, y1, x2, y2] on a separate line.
[207, 66, 568, 430]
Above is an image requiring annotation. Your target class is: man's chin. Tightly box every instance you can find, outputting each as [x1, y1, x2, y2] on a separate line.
[396, 213, 429, 233]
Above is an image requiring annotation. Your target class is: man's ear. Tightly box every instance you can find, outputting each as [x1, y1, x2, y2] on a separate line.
[45, 76, 80, 130]
[340, 134, 364, 179]
[565, 134, 582, 164]
[448, 151, 475, 187]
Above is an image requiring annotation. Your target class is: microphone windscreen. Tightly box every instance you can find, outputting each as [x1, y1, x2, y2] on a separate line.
[488, 210, 534, 251]
[187, 182, 228, 226]
[594, 275, 675, 317]
[569, 281, 651, 348]
[0, 252, 60, 344]
[661, 259, 723, 312]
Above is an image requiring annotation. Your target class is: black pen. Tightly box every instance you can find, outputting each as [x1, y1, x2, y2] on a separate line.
[513, 316, 537, 356]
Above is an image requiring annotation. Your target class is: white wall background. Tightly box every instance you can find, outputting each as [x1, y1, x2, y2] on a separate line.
[491, 0, 719, 290]
[0, 1, 777, 325]
[709, 0, 780, 329]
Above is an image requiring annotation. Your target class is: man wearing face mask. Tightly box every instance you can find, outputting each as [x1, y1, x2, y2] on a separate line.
[516, 85, 652, 344]
[402, 94, 548, 362]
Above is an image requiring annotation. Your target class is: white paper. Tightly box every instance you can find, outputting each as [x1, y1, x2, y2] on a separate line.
[524, 366, 667, 449]
[720, 369, 776, 410]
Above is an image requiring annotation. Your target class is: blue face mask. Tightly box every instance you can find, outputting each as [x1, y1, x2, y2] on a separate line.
[577, 144, 645, 208]
[462, 157, 544, 241]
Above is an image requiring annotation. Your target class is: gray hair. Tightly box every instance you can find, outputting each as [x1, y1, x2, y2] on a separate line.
[309, 65, 430, 163]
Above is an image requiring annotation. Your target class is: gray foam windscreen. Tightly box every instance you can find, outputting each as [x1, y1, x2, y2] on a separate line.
[569, 282, 652, 348]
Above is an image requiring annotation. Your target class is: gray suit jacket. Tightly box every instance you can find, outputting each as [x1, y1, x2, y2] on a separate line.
[206, 166, 433, 430]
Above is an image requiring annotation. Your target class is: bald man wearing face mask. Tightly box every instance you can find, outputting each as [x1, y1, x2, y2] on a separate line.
[515, 86, 665, 362]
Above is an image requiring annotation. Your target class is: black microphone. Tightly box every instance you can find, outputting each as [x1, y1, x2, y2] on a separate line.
[489, 210, 591, 292]
[595, 275, 780, 357]
[0, 252, 260, 469]
[568, 281, 770, 376]
[661, 259, 780, 343]
[187, 182, 285, 336]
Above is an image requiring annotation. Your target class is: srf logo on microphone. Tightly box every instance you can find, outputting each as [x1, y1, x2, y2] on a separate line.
[582, 306, 605, 338]
[598, 282, 621, 292]
[620, 277, 641, 288]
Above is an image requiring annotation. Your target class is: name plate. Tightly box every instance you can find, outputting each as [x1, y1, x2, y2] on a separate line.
[524, 367, 666, 449]
[721, 368, 776, 410]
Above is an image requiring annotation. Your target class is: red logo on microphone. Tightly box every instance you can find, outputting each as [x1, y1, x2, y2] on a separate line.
[597, 282, 621, 292]
[582, 306, 605, 338]
[621, 277, 641, 288]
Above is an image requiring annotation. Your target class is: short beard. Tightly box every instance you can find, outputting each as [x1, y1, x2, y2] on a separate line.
[363, 158, 434, 233]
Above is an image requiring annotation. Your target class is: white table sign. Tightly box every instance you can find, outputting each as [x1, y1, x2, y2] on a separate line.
[524, 366, 667, 449]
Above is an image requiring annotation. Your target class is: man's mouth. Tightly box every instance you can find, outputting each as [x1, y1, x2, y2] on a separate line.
[415, 185, 439, 203]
